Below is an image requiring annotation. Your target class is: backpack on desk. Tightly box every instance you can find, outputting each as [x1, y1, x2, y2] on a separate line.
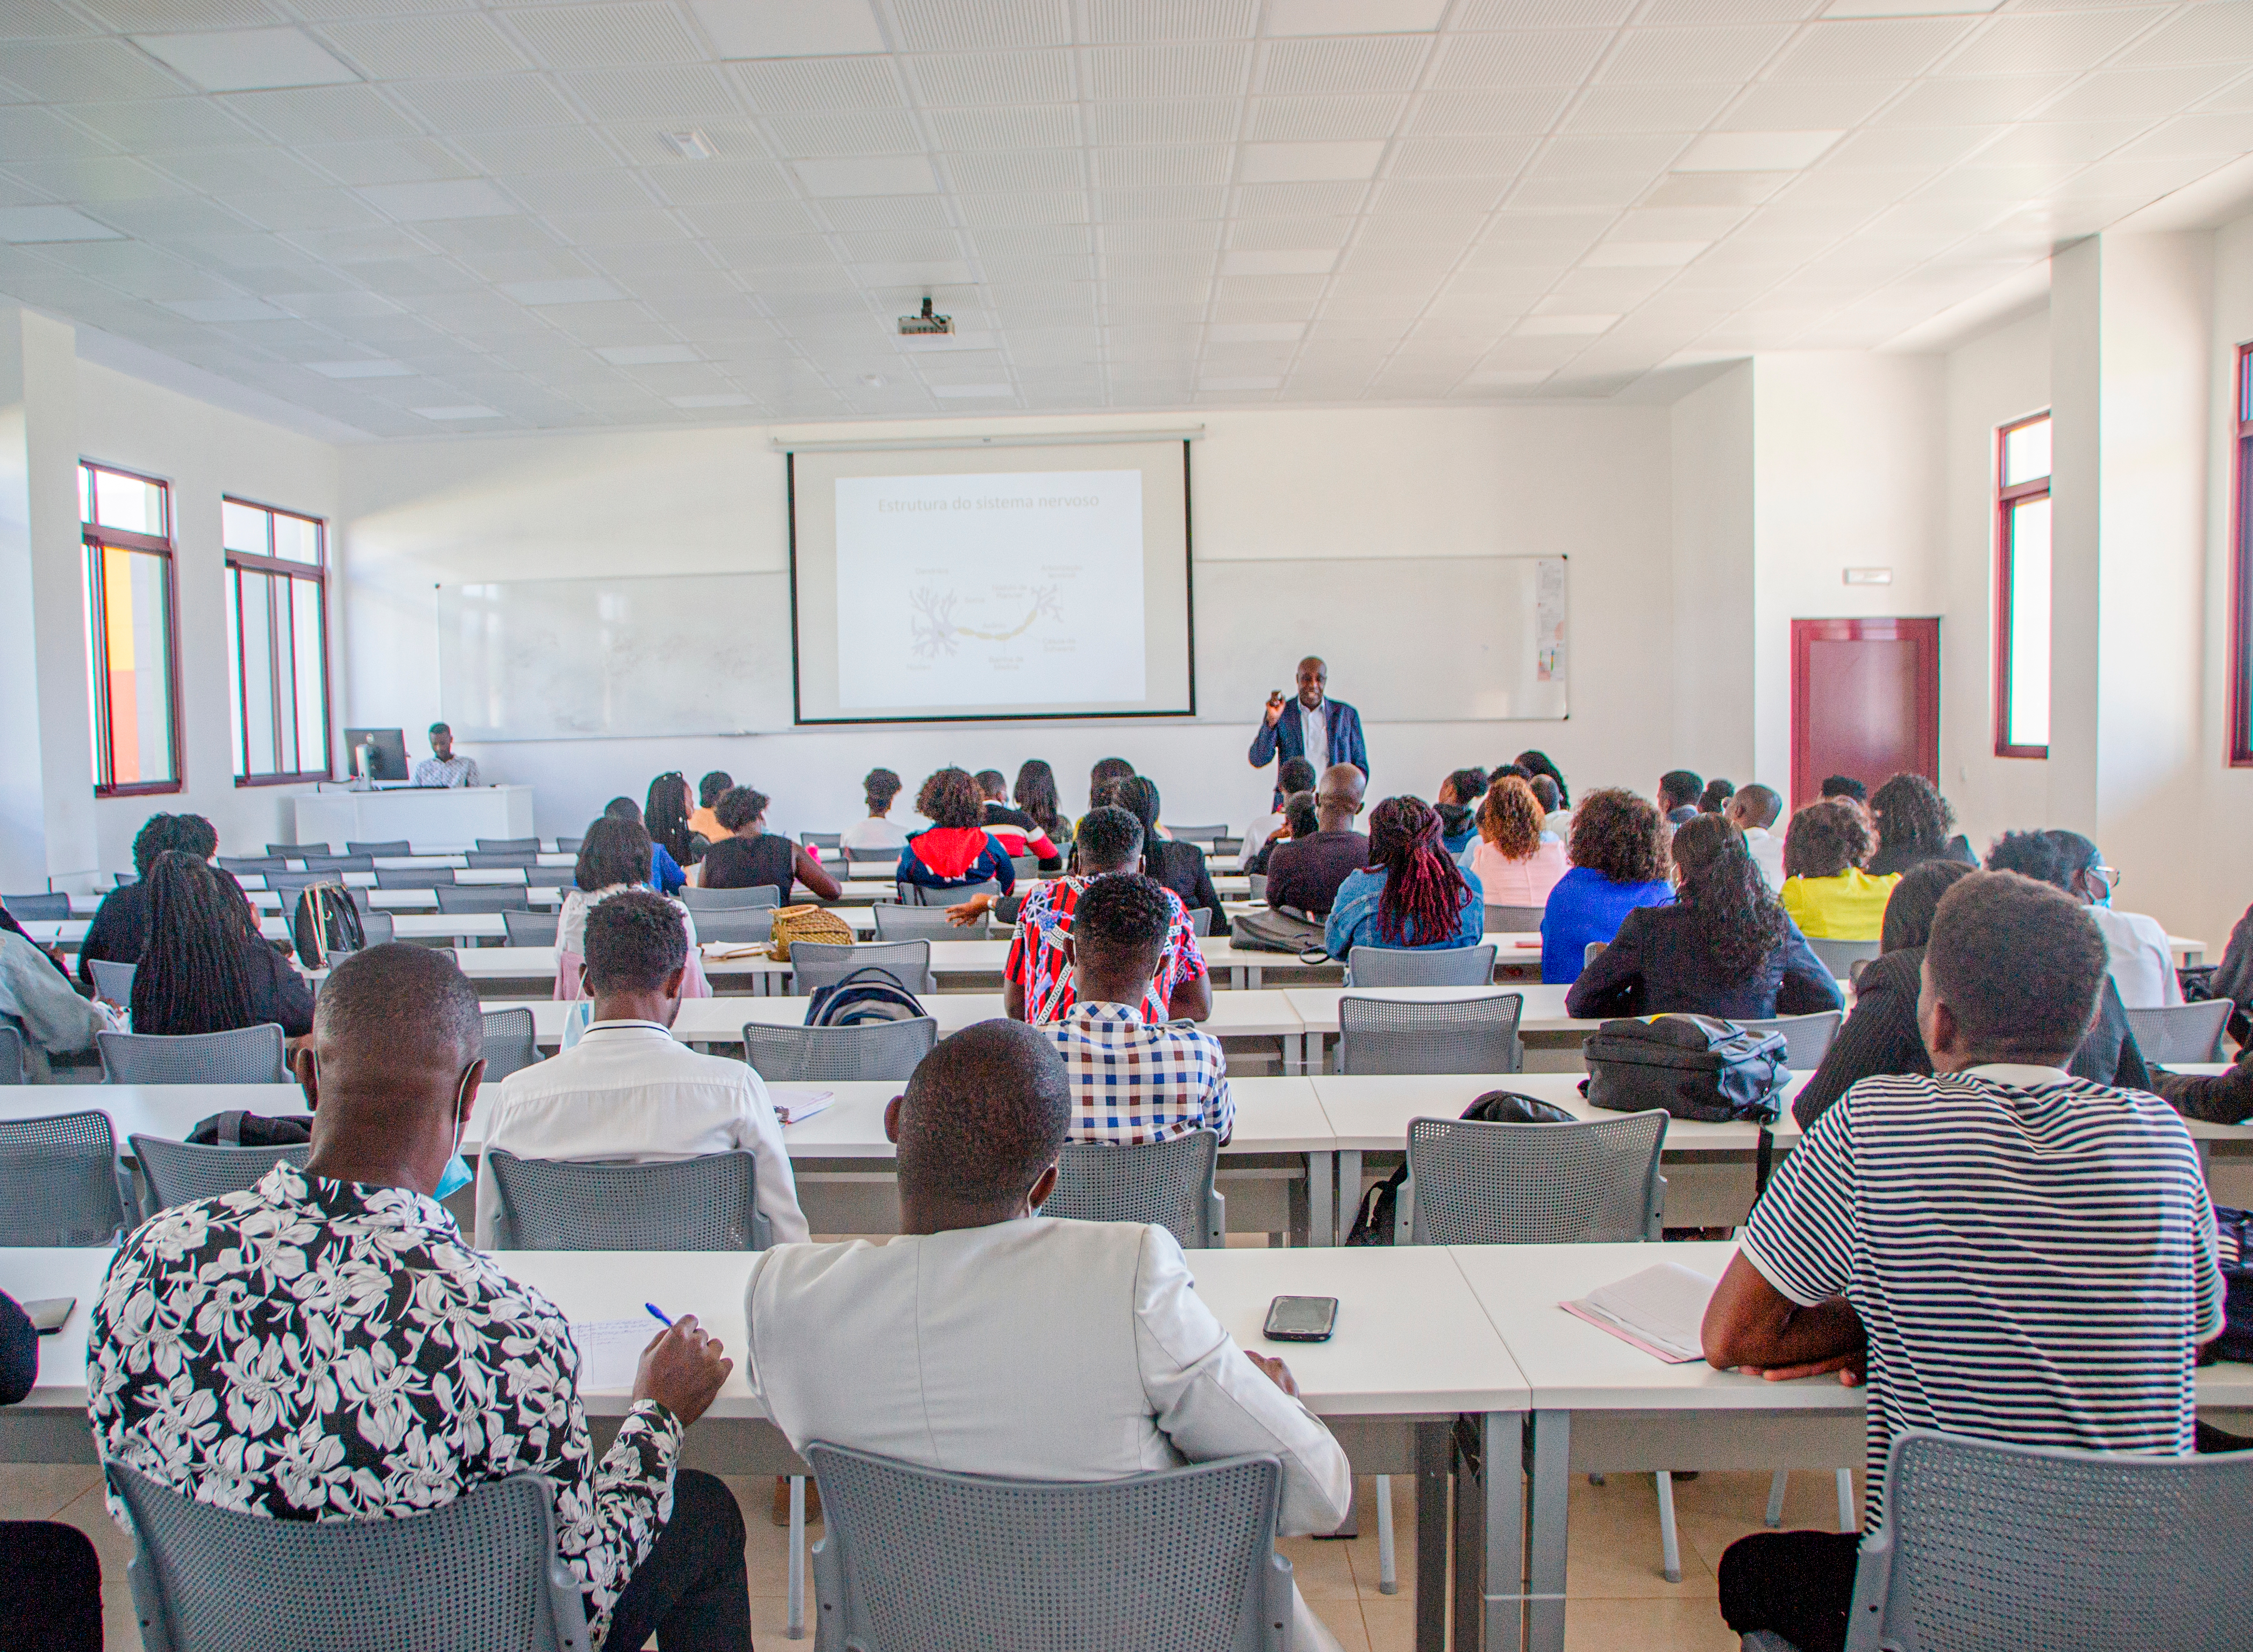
[188, 1110, 313, 1147]
[1344, 1091, 1576, 1246]
[1581, 1014, 1786, 1124]
[290, 880, 363, 967]
[1232, 906, 1328, 959]
[2204, 1206, 2253, 1366]
[803, 965, 924, 1027]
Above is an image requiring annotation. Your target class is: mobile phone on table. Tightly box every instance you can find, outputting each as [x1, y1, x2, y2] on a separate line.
[1263, 1295, 1338, 1343]
[22, 1298, 75, 1335]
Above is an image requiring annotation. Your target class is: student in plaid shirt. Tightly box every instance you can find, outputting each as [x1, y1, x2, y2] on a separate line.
[1001, 806, 1213, 1026]
[1038, 872, 1232, 1145]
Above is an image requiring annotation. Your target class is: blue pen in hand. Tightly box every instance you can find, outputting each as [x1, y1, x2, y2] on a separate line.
[646, 1304, 673, 1328]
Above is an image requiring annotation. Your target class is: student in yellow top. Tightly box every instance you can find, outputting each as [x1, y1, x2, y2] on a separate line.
[1778, 797, 1899, 941]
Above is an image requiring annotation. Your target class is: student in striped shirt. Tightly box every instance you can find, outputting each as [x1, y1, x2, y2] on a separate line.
[1701, 870, 2223, 1652]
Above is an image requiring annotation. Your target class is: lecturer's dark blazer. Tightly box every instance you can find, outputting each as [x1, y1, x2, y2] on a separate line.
[1248, 697, 1368, 786]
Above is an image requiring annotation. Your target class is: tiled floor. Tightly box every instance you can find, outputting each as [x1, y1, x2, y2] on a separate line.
[0, 1461, 1856, 1649]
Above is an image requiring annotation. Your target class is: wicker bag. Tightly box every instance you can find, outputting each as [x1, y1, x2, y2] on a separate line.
[769, 904, 854, 961]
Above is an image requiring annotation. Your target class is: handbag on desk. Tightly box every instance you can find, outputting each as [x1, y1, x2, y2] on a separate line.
[768, 904, 853, 960]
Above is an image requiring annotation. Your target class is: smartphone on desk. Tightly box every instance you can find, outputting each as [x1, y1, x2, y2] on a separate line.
[22, 1298, 74, 1335]
[1263, 1295, 1338, 1343]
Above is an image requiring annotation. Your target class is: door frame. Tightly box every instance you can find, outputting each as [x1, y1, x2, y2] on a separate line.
[1789, 617, 1941, 811]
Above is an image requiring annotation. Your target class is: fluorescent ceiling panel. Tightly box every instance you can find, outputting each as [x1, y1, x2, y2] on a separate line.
[0, 204, 123, 242]
[356, 180, 517, 220]
[792, 155, 938, 194]
[133, 29, 358, 93]
[1239, 141, 1387, 182]
[1222, 248, 1337, 275]
[413, 404, 501, 419]
[596, 343, 700, 364]
[1265, 0, 1445, 33]
[308, 358, 412, 377]
[500, 277, 627, 304]
[1675, 130, 1845, 171]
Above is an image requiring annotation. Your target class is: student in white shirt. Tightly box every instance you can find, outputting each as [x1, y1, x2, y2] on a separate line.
[477, 887, 805, 1249]
[743, 1020, 1353, 1652]
[1988, 829, 2181, 1010]
[837, 767, 910, 856]
[1725, 782, 1787, 891]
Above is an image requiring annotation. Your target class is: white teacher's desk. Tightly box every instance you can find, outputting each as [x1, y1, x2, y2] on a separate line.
[293, 784, 536, 855]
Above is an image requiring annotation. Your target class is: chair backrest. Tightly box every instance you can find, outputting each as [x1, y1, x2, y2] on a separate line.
[553, 836, 582, 854]
[692, 908, 775, 944]
[484, 1149, 766, 1250]
[477, 837, 540, 853]
[872, 903, 986, 942]
[130, 1136, 309, 1213]
[108, 1462, 588, 1652]
[1808, 936, 1880, 977]
[376, 866, 457, 889]
[524, 863, 575, 887]
[0, 1024, 23, 1085]
[358, 909, 396, 945]
[1044, 1130, 1222, 1249]
[1348, 944, 1495, 987]
[1246, 873, 1267, 901]
[897, 879, 999, 907]
[801, 831, 843, 851]
[218, 856, 287, 875]
[846, 855, 900, 880]
[346, 839, 413, 856]
[1167, 824, 1229, 846]
[742, 1017, 937, 1082]
[1188, 906, 1213, 937]
[1584, 941, 1606, 968]
[1337, 992, 1524, 1074]
[1739, 1010, 1844, 1069]
[502, 909, 560, 947]
[1212, 835, 1243, 858]
[465, 851, 537, 869]
[1008, 854, 1041, 883]
[263, 842, 331, 857]
[300, 855, 374, 875]
[1484, 903, 1546, 935]
[433, 884, 532, 914]
[88, 957, 138, 1005]
[1845, 1429, 2253, 1652]
[481, 1007, 541, 1080]
[1406, 1111, 1667, 1245]
[794, 939, 933, 996]
[266, 872, 322, 906]
[2124, 1000, 2233, 1064]
[2, 891, 70, 920]
[100, 1025, 288, 1085]
[0, 1110, 131, 1245]
[678, 883, 781, 910]
[807, 1443, 1291, 1652]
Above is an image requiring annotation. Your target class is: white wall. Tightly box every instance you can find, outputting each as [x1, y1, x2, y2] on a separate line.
[1668, 363, 1755, 782]
[2194, 215, 2253, 946]
[339, 405, 1678, 843]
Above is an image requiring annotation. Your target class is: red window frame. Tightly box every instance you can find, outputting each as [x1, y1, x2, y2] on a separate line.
[81, 460, 184, 797]
[225, 496, 333, 787]
[1993, 411, 2051, 759]
[2231, 344, 2253, 766]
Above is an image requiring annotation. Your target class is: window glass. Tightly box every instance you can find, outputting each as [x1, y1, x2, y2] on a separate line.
[98, 545, 176, 786]
[2001, 416, 2050, 487]
[92, 469, 165, 536]
[222, 500, 269, 557]
[272, 512, 321, 565]
[225, 497, 330, 783]
[2003, 497, 2051, 750]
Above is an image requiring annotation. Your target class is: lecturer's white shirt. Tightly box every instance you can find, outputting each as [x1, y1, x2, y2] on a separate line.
[1297, 700, 1329, 767]
[2090, 905, 2182, 1010]
[745, 1218, 1354, 1647]
[473, 1020, 807, 1247]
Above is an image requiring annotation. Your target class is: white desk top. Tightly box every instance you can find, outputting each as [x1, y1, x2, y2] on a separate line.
[773, 1076, 1334, 1158]
[1311, 1073, 1806, 1152]
[1287, 984, 1590, 1036]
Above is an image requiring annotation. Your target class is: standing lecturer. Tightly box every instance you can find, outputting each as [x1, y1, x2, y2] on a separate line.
[1249, 657, 1367, 796]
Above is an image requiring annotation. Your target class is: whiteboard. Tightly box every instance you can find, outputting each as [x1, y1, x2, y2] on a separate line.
[1192, 554, 1567, 723]
[438, 574, 792, 740]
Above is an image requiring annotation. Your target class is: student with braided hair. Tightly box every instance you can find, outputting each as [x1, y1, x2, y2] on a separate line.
[1323, 795, 1485, 964]
[131, 851, 313, 1039]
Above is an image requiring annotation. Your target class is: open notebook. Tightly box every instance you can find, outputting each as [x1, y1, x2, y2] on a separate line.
[766, 1086, 835, 1127]
[1560, 1261, 1720, 1364]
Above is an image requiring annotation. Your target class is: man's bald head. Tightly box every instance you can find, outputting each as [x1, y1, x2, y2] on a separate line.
[1313, 763, 1366, 833]
[313, 944, 483, 1082]
[895, 1020, 1070, 1221]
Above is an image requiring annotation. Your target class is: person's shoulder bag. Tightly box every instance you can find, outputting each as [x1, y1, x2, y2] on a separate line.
[1581, 1013, 1789, 1191]
[1345, 1091, 1577, 1245]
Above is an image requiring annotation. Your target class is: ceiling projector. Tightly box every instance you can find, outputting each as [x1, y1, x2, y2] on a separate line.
[898, 297, 953, 336]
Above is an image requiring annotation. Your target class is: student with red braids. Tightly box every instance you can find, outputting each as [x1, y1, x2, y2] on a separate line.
[1322, 796, 1485, 966]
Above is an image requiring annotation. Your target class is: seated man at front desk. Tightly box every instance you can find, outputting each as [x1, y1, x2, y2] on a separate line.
[413, 721, 482, 787]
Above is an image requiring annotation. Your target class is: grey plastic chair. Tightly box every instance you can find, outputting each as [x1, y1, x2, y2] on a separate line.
[1337, 993, 1523, 1075]
[1213, 836, 1243, 858]
[693, 908, 775, 944]
[808, 1443, 1291, 1652]
[554, 836, 582, 854]
[526, 863, 574, 888]
[872, 904, 987, 942]
[801, 831, 843, 851]
[484, 1149, 769, 1250]
[0, 1024, 23, 1085]
[679, 884, 781, 910]
[300, 854, 374, 875]
[1741, 1011, 1843, 1069]
[1347, 944, 1495, 987]
[2, 892, 70, 919]
[264, 841, 331, 858]
[1809, 936, 1879, 978]
[88, 958, 138, 1004]
[1484, 903, 1546, 934]
[1044, 1129, 1224, 1249]
[217, 856, 287, 875]
[377, 866, 457, 889]
[1841, 1428, 2253, 1652]
[1404, 1111, 1666, 1245]
[503, 909, 561, 946]
[101, 1025, 288, 1085]
[346, 839, 412, 857]
[482, 1007, 541, 1080]
[897, 879, 999, 907]
[1247, 873, 1267, 901]
[743, 1018, 937, 1083]
[0, 1110, 134, 1244]
[477, 837, 540, 853]
[358, 909, 396, 945]
[2125, 999, 2232, 1063]
[846, 856, 901, 880]
[131, 1136, 309, 1212]
[1008, 855, 1041, 883]
[466, 850, 538, 869]
[436, 885, 532, 915]
[109, 1462, 590, 1652]
[1167, 824, 1229, 846]
[794, 940, 935, 996]
[1188, 906, 1213, 937]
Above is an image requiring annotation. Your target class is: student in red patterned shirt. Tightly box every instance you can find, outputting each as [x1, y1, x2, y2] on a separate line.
[1003, 807, 1211, 1025]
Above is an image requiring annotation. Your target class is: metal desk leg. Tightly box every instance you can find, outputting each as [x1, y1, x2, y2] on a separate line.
[1306, 1150, 1334, 1247]
[1527, 1409, 1571, 1652]
[1451, 1411, 1528, 1652]
[1282, 1032, 1302, 1076]
[1414, 1421, 1451, 1652]
[1336, 1150, 1361, 1244]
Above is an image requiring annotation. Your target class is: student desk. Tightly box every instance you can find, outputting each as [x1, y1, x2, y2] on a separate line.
[1286, 985, 1599, 1074]
[24, 916, 291, 949]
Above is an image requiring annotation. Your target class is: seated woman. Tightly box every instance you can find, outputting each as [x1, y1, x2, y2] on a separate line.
[1245, 789, 1318, 877]
[0, 900, 114, 1080]
[1470, 774, 1568, 908]
[601, 795, 686, 895]
[1864, 771, 1976, 877]
[698, 786, 842, 903]
[131, 852, 314, 1039]
[1566, 815, 1842, 1022]
[1325, 796, 1485, 964]
[556, 816, 708, 1000]
[839, 768, 910, 856]
[1013, 760, 1071, 862]
[76, 811, 216, 988]
[1792, 858, 2149, 1128]
[897, 767, 1017, 903]
[1778, 799, 1898, 941]
[1539, 788, 1674, 984]
[645, 771, 702, 870]
[1108, 776, 1225, 935]
[686, 770, 731, 844]
[976, 770, 1063, 871]
[1434, 767, 1488, 859]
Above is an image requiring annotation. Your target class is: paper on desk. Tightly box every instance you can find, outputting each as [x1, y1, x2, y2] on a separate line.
[1560, 1262, 1717, 1364]
[703, 942, 771, 960]
[767, 1086, 835, 1126]
[571, 1319, 653, 1392]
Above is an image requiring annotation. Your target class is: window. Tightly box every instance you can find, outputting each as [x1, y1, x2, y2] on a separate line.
[2233, 345, 2253, 766]
[224, 497, 331, 785]
[1994, 412, 2052, 759]
[81, 461, 182, 795]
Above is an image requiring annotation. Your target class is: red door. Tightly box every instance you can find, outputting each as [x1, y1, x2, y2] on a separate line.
[1789, 618, 1940, 813]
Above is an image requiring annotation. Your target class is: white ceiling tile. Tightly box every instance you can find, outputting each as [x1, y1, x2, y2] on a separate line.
[595, 341, 698, 363]
[944, 149, 1082, 191]
[909, 49, 1072, 106]
[389, 74, 583, 132]
[1260, 34, 1429, 95]
[931, 103, 1080, 146]
[1676, 129, 1842, 168]
[0, 202, 124, 240]
[451, 125, 621, 174]
[299, 138, 472, 184]
[1431, 31, 1609, 90]
[1373, 176, 1508, 212]
[1391, 134, 1537, 175]
[792, 154, 937, 192]
[1222, 247, 1335, 274]
[1459, 0, 1639, 24]
[502, 169, 657, 213]
[161, 293, 288, 319]
[1, 40, 188, 102]
[320, 15, 529, 79]
[8, 154, 185, 201]
[690, 0, 884, 59]
[1973, 120, 2143, 167]
[2, 0, 106, 37]
[645, 156, 794, 202]
[821, 192, 951, 227]
[1874, 73, 2072, 127]
[1229, 215, 1352, 248]
[1566, 82, 1739, 133]
[767, 108, 922, 154]
[360, 178, 518, 219]
[1085, 43, 1250, 98]
[957, 188, 1089, 222]
[504, 3, 708, 70]
[1822, 123, 1988, 166]
[1721, 80, 1896, 130]
[888, 0, 1069, 52]
[1248, 95, 1404, 141]
[221, 83, 422, 144]
[1406, 87, 1571, 134]
[2116, 3, 2253, 67]
[1942, 8, 2168, 77]
[61, 96, 260, 150]
[1766, 17, 1972, 81]
[1239, 140, 1385, 182]
[1094, 145, 1232, 187]
[2030, 63, 2244, 125]
[2116, 109, 2253, 160]
[731, 54, 902, 113]
[134, 28, 358, 92]
[564, 66, 742, 120]
[498, 275, 624, 303]
[1583, 238, 1708, 265]
[1602, 24, 1793, 83]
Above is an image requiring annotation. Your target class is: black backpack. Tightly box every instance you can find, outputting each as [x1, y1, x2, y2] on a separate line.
[1581, 1013, 1788, 1194]
[803, 965, 925, 1027]
[1345, 1091, 1575, 1246]
[188, 1110, 313, 1147]
[2203, 1205, 2253, 1366]
[290, 880, 364, 967]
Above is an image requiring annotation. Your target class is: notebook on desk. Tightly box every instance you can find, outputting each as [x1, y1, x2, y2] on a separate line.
[767, 1086, 835, 1126]
[1561, 1261, 1718, 1364]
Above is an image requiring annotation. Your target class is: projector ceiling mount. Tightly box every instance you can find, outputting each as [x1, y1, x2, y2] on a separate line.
[897, 297, 953, 337]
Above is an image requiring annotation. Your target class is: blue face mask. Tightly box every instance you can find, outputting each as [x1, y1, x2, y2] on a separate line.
[433, 1062, 478, 1201]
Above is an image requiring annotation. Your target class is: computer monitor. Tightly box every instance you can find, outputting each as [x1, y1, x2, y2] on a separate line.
[344, 728, 408, 781]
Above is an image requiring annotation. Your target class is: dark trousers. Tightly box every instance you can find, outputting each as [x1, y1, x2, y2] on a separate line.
[0, 1521, 102, 1652]
[605, 1470, 752, 1652]
[1717, 1530, 1862, 1652]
